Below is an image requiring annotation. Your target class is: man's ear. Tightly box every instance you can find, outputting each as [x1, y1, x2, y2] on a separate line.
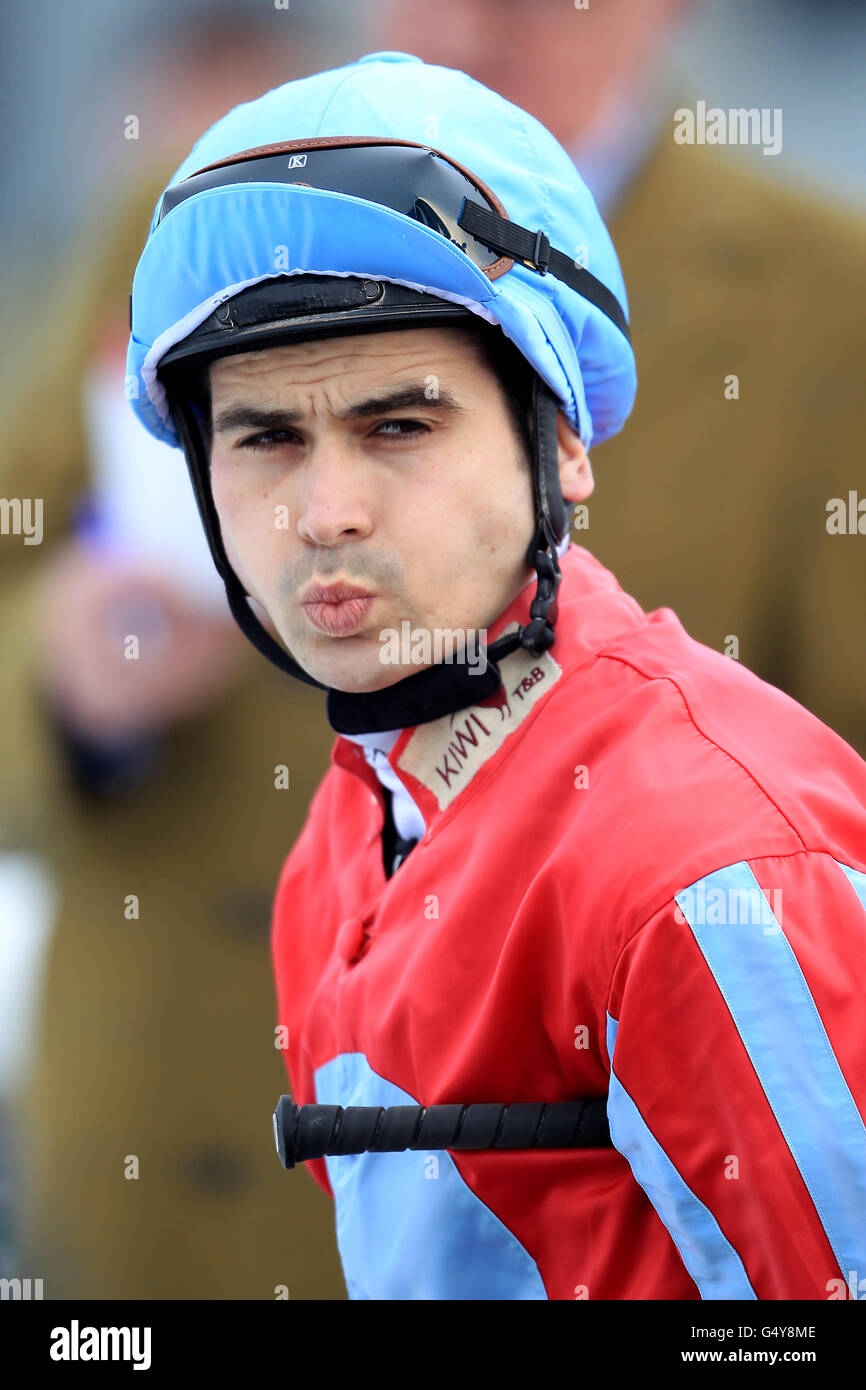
[557, 411, 594, 503]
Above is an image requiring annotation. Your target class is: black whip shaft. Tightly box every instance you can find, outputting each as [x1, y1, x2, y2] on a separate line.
[273, 1095, 611, 1169]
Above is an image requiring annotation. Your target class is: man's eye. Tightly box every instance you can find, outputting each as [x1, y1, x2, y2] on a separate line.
[238, 430, 295, 452]
[374, 419, 431, 440]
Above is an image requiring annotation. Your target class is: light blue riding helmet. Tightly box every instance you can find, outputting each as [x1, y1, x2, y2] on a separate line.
[126, 51, 637, 731]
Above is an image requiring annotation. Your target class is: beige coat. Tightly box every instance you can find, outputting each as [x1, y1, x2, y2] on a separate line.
[594, 133, 866, 757]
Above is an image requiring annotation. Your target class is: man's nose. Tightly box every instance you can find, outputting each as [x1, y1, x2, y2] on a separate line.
[295, 441, 375, 547]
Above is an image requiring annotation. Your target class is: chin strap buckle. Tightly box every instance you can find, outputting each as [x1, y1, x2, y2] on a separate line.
[517, 518, 563, 656]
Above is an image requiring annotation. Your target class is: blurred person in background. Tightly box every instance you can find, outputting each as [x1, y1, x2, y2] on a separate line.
[0, 12, 346, 1299]
[377, 0, 866, 756]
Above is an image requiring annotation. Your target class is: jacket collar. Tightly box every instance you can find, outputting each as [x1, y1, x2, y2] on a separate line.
[331, 543, 647, 836]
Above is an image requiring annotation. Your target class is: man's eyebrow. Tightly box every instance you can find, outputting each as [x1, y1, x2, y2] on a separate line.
[211, 383, 465, 436]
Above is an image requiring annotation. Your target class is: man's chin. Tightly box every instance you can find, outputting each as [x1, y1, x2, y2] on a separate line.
[326, 656, 430, 694]
[285, 638, 424, 694]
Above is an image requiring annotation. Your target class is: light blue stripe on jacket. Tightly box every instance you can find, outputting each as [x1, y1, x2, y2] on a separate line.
[674, 859, 866, 1287]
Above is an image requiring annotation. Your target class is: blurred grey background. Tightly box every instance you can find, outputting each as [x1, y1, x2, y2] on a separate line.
[1, 0, 864, 329]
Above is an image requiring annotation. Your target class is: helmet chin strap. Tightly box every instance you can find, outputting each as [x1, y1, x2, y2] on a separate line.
[166, 373, 569, 736]
[482, 373, 567, 664]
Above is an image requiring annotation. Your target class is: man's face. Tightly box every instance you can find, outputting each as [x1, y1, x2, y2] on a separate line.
[207, 325, 540, 694]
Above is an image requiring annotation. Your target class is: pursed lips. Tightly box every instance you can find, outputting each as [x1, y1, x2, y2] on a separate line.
[299, 580, 378, 637]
